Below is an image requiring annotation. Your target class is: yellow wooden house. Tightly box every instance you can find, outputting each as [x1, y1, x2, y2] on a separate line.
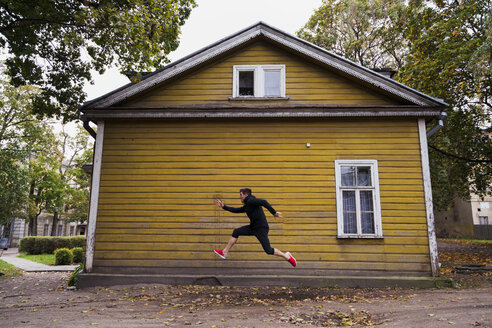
[79, 22, 448, 288]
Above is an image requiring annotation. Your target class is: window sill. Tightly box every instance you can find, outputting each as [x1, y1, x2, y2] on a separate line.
[228, 96, 290, 101]
[337, 235, 384, 239]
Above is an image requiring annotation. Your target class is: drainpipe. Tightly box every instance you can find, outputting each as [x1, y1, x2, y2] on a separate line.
[81, 115, 97, 139]
[426, 112, 447, 138]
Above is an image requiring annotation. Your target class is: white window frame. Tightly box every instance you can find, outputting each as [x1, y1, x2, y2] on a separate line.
[232, 65, 286, 98]
[335, 160, 383, 238]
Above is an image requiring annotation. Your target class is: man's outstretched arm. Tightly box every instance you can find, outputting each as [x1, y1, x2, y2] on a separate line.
[215, 199, 245, 213]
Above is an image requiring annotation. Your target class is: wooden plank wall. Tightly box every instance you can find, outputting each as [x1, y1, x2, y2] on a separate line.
[94, 119, 432, 276]
[124, 41, 399, 107]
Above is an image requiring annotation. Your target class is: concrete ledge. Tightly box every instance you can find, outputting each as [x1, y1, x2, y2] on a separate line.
[77, 273, 453, 289]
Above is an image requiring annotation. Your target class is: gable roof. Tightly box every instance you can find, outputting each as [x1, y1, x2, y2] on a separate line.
[81, 22, 447, 117]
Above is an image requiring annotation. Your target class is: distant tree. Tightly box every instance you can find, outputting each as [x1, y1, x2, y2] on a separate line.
[0, 0, 197, 121]
[297, 0, 409, 70]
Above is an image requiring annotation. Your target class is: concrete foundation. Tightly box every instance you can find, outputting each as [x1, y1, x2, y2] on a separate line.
[77, 273, 452, 289]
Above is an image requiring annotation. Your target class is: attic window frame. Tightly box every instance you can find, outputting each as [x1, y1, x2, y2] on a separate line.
[232, 65, 286, 98]
[335, 160, 383, 239]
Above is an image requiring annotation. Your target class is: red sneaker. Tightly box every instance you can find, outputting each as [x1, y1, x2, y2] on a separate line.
[213, 249, 227, 260]
[286, 252, 296, 267]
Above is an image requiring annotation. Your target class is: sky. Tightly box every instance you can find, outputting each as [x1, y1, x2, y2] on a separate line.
[83, 0, 323, 101]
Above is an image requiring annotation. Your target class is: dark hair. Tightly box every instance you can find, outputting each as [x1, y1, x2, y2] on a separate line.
[239, 188, 252, 196]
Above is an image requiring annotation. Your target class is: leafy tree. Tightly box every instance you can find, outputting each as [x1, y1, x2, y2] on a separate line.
[20, 125, 93, 236]
[59, 127, 93, 225]
[0, 67, 48, 153]
[64, 147, 93, 224]
[299, 0, 492, 209]
[297, 0, 409, 70]
[0, 65, 56, 231]
[0, 150, 28, 229]
[0, 0, 197, 121]
[1, 63, 93, 236]
[26, 154, 67, 236]
[399, 0, 492, 209]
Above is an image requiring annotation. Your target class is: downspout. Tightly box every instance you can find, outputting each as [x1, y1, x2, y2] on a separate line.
[420, 111, 447, 277]
[80, 114, 99, 275]
[426, 112, 447, 138]
[81, 115, 97, 139]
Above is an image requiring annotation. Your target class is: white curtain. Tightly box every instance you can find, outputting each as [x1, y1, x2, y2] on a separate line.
[357, 167, 371, 186]
[342, 190, 357, 233]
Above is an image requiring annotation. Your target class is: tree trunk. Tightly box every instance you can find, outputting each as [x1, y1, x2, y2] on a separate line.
[51, 210, 59, 236]
[32, 214, 38, 236]
[28, 216, 34, 236]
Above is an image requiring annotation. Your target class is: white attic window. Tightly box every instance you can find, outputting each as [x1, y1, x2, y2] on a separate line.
[232, 65, 286, 98]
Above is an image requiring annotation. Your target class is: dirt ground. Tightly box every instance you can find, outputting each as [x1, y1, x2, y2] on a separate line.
[1, 241, 491, 328]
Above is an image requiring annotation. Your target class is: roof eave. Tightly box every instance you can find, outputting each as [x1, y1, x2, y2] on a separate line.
[82, 105, 444, 120]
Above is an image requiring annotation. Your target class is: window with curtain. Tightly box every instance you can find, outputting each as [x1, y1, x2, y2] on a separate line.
[335, 160, 383, 238]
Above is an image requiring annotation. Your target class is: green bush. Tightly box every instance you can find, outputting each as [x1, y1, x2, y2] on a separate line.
[71, 247, 83, 263]
[19, 236, 85, 255]
[19, 237, 35, 254]
[54, 248, 73, 265]
[67, 264, 83, 287]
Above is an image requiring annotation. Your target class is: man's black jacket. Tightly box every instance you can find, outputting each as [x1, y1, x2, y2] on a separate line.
[222, 195, 276, 229]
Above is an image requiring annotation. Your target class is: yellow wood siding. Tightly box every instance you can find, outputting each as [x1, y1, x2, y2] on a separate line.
[94, 118, 431, 276]
[123, 41, 400, 107]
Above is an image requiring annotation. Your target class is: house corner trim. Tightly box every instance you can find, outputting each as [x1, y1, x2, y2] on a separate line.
[85, 121, 105, 273]
[418, 119, 439, 276]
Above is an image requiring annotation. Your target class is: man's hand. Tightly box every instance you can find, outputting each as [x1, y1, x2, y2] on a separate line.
[215, 199, 224, 208]
[274, 211, 282, 218]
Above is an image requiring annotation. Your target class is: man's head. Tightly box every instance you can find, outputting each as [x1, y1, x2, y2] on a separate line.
[239, 188, 251, 203]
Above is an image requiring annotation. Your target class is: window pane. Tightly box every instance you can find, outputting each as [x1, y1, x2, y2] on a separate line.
[239, 71, 254, 96]
[341, 166, 355, 186]
[360, 191, 373, 211]
[361, 213, 375, 233]
[264, 70, 281, 96]
[342, 191, 357, 233]
[357, 166, 372, 186]
[360, 191, 375, 233]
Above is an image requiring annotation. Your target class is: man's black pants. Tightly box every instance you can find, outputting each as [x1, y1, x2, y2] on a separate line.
[232, 225, 274, 255]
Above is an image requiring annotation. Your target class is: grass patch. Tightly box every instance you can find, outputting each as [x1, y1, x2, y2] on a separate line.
[0, 259, 22, 278]
[18, 253, 55, 266]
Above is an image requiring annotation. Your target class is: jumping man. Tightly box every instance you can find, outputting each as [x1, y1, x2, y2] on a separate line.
[213, 188, 297, 267]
